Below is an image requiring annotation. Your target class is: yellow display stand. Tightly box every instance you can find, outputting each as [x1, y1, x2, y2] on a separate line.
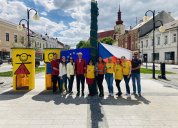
[12, 48, 35, 90]
[44, 48, 60, 90]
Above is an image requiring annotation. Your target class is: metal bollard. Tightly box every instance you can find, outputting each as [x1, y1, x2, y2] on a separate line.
[160, 63, 166, 79]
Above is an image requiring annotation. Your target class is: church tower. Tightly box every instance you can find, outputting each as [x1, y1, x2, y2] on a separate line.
[114, 5, 125, 38]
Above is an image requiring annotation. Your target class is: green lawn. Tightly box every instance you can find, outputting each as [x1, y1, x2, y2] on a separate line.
[0, 67, 45, 77]
[141, 68, 175, 74]
[0, 67, 174, 77]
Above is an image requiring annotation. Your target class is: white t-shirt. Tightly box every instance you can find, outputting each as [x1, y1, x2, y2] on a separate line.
[59, 63, 67, 76]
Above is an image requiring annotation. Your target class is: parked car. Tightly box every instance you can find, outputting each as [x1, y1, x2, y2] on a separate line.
[35, 58, 40, 68]
[8, 58, 12, 64]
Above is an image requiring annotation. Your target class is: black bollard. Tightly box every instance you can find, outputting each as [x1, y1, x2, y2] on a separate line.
[160, 63, 166, 79]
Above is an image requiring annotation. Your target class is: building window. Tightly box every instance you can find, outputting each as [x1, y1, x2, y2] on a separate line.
[152, 53, 159, 60]
[40, 43, 41, 48]
[155, 53, 159, 60]
[152, 39, 153, 46]
[14, 34, 17, 43]
[21, 36, 24, 44]
[165, 52, 174, 60]
[173, 34, 176, 43]
[141, 41, 143, 48]
[164, 35, 168, 45]
[157, 37, 160, 45]
[6, 33, 10, 41]
[146, 40, 148, 47]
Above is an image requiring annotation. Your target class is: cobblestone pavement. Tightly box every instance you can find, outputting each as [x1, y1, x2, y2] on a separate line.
[0, 73, 178, 128]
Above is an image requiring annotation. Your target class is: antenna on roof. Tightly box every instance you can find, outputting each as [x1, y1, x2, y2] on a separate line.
[45, 25, 48, 35]
[136, 17, 138, 25]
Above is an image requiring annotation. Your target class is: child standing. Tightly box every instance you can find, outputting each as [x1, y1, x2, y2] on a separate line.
[86, 59, 95, 96]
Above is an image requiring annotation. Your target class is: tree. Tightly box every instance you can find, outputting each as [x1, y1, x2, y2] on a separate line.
[99, 37, 114, 45]
[76, 40, 90, 48]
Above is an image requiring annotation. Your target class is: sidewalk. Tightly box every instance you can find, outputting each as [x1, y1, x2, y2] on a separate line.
[0, 73, 178, 128]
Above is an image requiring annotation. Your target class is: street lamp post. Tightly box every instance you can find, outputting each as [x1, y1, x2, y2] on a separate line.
[17, 8, 39, 48]
[144, 10, 165, 79]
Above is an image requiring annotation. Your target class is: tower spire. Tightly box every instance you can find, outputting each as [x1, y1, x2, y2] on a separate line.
[116, 4, 123, 25]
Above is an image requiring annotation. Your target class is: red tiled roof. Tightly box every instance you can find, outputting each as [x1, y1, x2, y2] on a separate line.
[98, 30, 115, 39]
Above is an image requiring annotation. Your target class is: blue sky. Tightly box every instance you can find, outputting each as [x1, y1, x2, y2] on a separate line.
[0, 0, 178, 47]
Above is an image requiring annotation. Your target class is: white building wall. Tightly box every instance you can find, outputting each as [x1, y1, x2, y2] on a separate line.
[140, 27, 178, 64]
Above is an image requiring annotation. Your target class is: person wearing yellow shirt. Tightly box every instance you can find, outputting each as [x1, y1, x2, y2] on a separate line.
[114, 58, 123, 96]
[86, 59, 95, 96]
[121, 56, 131, 97]
[105, 57, 115, 97]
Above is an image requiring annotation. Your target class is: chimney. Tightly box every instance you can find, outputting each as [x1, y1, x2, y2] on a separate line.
[139, 19, 143, 23]
[130, 26, 132, 30]
[168, 12, 171, 16]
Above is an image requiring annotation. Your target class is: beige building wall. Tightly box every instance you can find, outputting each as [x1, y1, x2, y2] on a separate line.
[0, 19, 27, 60]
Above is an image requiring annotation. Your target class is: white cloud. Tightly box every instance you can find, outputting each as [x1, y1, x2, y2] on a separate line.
[0, 0, 27, 22]
[33, 0, 56, 12]
[41, 11, 47, 16]
[0, 0, 67, 42]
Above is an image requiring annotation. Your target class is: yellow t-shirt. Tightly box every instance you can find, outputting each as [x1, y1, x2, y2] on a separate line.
[122, 61, 131, 75]
[86, 65, 95, 79]
[114, 64, 123, 80]
[106, 62, 115, 74]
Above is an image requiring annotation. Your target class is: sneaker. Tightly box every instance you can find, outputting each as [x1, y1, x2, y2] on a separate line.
[82, 92, 84, 96]
[88, 94, 92, 97]
[99, 93, 104, 97]
[127, 94, 131, 97]
[118, 92, 122, 96]
[99, 93, 102, 97]
[138, 93, 142, 97]
[131, 92, 136, 95]
[110, 93, 114, 97]
[115, 92, 119, 95]
[76, 92, 80, 96]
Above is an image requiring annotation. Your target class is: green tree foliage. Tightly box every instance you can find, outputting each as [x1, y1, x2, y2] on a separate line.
[99, 37, 114, 45]
[76, 40, 90, 48]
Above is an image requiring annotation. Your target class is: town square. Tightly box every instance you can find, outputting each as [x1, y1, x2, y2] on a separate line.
[0, 0, 178, 128]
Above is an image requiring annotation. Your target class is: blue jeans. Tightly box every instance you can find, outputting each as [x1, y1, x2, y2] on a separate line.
[105, 73, 113, 94]
[131, 73, 141, 94]
[123, 75, 130, 94]
[60, 74, 67, 92]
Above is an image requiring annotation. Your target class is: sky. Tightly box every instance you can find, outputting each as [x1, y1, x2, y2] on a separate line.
[0, 0, 178, 48]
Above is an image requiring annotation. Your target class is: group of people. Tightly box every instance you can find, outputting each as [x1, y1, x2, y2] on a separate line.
[50, 52, 141, 97]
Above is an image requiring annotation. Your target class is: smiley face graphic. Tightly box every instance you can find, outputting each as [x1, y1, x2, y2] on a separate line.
[48, 53, 55, 62]
[16, 53, 31, 63]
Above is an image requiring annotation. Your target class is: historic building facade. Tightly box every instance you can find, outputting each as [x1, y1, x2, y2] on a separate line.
[140, 20, 178, 64]
[0, 18, 27, 60]
[0, 18, 64, 61]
